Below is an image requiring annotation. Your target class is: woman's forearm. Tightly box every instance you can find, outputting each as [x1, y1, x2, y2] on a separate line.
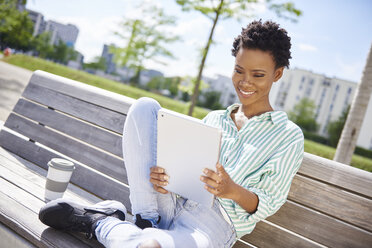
[232, 184, 259, 214]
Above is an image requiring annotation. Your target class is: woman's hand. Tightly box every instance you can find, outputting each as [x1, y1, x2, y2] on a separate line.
[150, 166, 169, 194]
[200, 163, 238, 200]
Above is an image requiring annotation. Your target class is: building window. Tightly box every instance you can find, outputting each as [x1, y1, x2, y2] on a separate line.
[316, 87, 327, 118]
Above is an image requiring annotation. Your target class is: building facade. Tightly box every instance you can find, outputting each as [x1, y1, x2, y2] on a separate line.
[202, 74, 238, 107]
[271, 68, 371, 150]
[26, 9, 79, 47]
[44, 21, 79, 47]
[101, 44, 116, 74]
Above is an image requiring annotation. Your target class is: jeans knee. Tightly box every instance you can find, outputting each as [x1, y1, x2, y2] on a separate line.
[131, 97, 161, 115]
[138, 239, 161, 248]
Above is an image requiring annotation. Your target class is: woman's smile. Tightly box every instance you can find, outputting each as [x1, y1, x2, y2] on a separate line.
[238, 87, 256, 98]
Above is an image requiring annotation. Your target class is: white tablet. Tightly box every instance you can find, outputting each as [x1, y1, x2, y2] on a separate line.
[157, 108, 222, 207]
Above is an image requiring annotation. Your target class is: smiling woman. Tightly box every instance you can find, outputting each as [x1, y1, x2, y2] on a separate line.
[39, 20, 304, 248]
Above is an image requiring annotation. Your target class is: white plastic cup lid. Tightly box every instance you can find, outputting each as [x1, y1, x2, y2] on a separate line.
[48, 158, 75, 171]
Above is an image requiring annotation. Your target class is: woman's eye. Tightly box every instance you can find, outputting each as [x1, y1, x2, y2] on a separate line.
[234, 69, 243, 74]
[254, 74, 264, 77]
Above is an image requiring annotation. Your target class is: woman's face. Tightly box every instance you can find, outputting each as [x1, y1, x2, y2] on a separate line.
[232, 48, 283, 109]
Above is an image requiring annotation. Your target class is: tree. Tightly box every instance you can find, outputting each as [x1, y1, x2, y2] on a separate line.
[112, 2, 180, 85]
[175, 0, 302, 116]
[327, 106, 350, 147]
[0, 0, 33, 51]
[198, 90, 224, 110]
[32, 32, 54, 58]
[50, 40, 77, 64]
[178, 75, 209, 100]
[288, 98, 318, 132]
[334, 44, 372, 164]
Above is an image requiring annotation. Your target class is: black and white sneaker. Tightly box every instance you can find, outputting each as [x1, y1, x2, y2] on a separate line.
[39, 198, 126, 239]
[135, 214, 161, 229]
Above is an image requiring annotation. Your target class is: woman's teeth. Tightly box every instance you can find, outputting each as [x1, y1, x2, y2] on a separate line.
[239, 88, 255, 95]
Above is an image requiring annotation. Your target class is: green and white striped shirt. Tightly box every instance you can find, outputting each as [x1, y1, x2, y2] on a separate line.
[203, 103, 304, 238]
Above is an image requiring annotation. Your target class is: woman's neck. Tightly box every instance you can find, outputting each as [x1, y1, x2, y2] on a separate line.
[239, 104, 273, 119]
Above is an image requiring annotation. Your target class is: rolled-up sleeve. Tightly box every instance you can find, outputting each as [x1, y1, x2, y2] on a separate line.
[230, 140, 304, 237]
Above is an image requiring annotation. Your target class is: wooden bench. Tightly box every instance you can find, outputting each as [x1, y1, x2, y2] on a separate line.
[0, 70, 371, 248]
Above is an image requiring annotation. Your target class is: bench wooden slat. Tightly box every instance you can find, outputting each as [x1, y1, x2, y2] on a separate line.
[242, 220, 322, 248]
[13, 99, 123, 157]
[289, 174, 372, 232]
[0, 179, 99, 248]
[267, 200, 372, 247]
[232, 240, 255, 248]
[30, 70, 135, 115]
[22, 83, 125, 134]
[0, 150, 103, 248]
[0, 130, 131, 211]
[4, 113, 127, 184]
[299, 153, 372, 199]
[0, 148, 98, 206]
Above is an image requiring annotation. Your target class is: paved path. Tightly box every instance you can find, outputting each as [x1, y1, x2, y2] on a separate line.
[0, 61, 32, 122]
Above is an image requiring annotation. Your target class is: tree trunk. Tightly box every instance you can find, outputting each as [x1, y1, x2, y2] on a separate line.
[333, 43, 372, 164]
[131, 66, 142, 86]
[187, 0, 224, 116]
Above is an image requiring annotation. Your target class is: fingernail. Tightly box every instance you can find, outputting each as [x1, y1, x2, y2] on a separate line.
[200, 176, 204, 181]
[203, 168, 208, 174]
[165, 175, 169, 180]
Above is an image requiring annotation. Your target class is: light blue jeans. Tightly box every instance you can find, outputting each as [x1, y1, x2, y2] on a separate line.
[95, 97, 237, 248]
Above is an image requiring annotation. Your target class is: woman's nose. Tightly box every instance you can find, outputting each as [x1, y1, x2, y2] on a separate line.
[239, 78, 252, 86]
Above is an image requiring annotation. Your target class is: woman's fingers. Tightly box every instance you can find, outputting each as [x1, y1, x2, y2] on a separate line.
[200, 175, 219, 188]
[149, 166, 169, 194]
[153, 184, 169, 194]
[150, 166, 165, 173]
[202, 168, 221, 183]
[150, 177, 168, 187]
[150, 172, 169, 181]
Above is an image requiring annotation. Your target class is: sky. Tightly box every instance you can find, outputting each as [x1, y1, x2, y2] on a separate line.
[25, 0, 372, 82]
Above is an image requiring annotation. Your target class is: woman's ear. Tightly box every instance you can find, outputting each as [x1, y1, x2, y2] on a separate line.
[273, 67, 284, 82]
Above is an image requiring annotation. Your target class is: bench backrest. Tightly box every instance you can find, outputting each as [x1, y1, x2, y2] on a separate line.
[0, 70, 371, 248]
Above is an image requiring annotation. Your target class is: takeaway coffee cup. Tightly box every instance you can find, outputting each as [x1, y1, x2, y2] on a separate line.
[44, 158, 75, 201]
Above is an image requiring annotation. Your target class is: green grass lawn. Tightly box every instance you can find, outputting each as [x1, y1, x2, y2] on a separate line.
[2, 54, 372, 172]
[2, 54, 209, 119]
[304, 140, 372, 172]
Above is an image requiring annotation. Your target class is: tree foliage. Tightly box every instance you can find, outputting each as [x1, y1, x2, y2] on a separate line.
[197, 90, 224, 110]
[111, 2, 180, 85]
[288, 98, 318, 132]
[327, 106, 350, 147]
[175, 0, 302, 116]
[31, 32, 54, 59]
[46, 40, 77, 64]
[0, 0, 33, 51]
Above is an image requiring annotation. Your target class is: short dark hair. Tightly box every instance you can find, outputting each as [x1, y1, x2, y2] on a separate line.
[231, 20, 291, 68]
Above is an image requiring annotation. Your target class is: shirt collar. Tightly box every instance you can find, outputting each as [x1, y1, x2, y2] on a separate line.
[225, 103, 288, 125]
